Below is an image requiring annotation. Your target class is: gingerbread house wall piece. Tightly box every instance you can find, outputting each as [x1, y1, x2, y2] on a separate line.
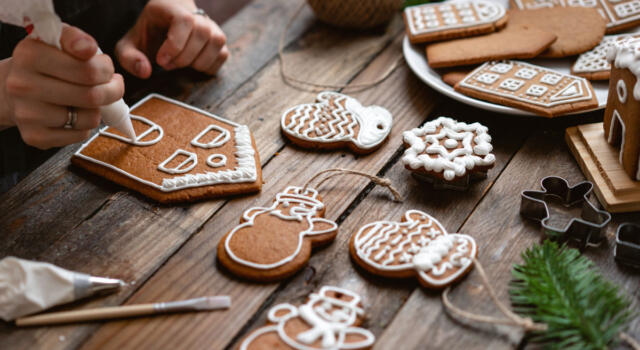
[604, 40, 640, 181]
[72, 94, 262, 203]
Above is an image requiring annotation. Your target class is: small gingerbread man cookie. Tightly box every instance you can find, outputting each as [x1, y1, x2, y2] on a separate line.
[350, 210, 477, 289]
[402, 116, 495, 189]
[218, 186, 338, 282]
[239, 286, 375, 350]
[281, 92, 393, 154]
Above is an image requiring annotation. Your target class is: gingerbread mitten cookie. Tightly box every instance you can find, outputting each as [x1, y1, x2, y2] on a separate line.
[218, 186, 338, 282]
[281, 92, 392, 154]
[350, 210, 477, 289]
[239, 286, 375, 350]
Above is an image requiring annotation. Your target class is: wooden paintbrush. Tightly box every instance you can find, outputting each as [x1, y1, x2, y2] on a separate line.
[15, 296, 231, 326]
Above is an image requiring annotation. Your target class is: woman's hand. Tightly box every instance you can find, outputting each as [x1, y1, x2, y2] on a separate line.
[1, 26, 124, 149]
[115, 0, 229, 78]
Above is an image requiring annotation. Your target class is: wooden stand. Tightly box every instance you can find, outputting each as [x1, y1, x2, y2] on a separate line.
[566, 122, 640, 213]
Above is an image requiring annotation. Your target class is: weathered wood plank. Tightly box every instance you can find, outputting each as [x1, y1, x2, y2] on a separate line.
[376, 130, 640, 349]
[0, 9, 404, 350]
[78, 37, 439, 349]
[221, 97, 532, 350]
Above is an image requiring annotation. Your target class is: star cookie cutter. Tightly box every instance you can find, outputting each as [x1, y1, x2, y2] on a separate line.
[520, 176, 611, 251]
[615, 223, 640, 268]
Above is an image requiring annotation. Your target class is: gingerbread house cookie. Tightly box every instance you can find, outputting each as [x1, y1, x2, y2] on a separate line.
[455, 60, 599, 117]
[573, 34, 640, 80]
[72, 94, 262, 203]
[350, 210, 477, 289]
[604, 39, 640, 181]
[510, 0, 640, 33]
[402, 116, 496, 189]
[218, 186, 338, 282]
[239, 286, 375, 349]
[403, 0, 508, 44]
[281, 92, 393, 154]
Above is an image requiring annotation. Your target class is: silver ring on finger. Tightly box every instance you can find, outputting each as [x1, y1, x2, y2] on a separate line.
[193, 8, 209, 18]
[64, 106, 78, 129]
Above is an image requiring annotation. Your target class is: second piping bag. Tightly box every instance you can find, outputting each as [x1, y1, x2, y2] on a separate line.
[0, 0, 137, 139]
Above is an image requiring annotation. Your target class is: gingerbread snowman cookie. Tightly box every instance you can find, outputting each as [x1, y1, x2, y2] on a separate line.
[218, 186, 339, 282]
[402, 116, 496, 189]
[350, 210, 477, 289]
[281, 92, 393, 154]
[239, 286, 375, 350]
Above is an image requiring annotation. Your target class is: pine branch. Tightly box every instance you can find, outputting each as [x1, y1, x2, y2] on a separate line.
[509, 241, 633, 350]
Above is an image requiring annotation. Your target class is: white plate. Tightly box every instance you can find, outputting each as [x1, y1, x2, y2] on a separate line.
[402, 36, 611, 116]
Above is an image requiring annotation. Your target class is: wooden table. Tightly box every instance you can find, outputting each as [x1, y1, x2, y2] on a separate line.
[1, 1, 638, 349]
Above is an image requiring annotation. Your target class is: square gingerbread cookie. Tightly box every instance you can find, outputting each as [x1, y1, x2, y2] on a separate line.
[72, 94, 262, 203]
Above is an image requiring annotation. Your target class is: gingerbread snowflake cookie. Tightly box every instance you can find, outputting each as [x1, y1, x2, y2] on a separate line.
[350, 210, 477, 289]
[455, 60, 599, 117]
[572, 34, 640, 80]
[239, 286, 375, 350]
[281, 92, 392, 154]
[218, 186, 338, 282]
[402, 116, 495, 189]
[72, 94, 262, 203]
[404, 0, 508, 44]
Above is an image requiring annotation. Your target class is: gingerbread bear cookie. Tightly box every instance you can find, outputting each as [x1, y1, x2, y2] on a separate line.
[72, 94, 262, 203]
[281, 92, 393, 154]
[218, 186, 338, 282]
[403, 0, 508, 44]
[239, 286, 375, 350]
[402, 116, 495, 189]
[350, 210, 477, 289]
[455, 60, 599, 117]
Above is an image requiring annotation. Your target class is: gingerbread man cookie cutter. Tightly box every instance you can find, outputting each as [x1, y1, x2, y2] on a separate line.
[615, 223, 640, 269]
[520, 176, 611, 251]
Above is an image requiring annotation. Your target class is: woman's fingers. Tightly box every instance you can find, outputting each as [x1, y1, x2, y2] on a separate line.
[12, 100, 101, 130]
[19, 125, 92, 150]
[204, 45, 230, 75]
[168, 15, 211, 69]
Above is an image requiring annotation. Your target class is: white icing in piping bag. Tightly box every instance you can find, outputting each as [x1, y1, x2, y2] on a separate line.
[0, 0, 136, 139]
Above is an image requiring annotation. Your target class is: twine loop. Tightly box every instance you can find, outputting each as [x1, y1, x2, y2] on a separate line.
[302, 168, 402, 202]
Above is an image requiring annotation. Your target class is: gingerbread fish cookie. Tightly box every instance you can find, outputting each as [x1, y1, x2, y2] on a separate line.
[455, 60, 599, 117]
[402, 116, 496, 189]
[281, 92, 392, 154]
[404, 0, 508, 44]
[72, 94, 262, 203]
[239, 286, 375, 350]
[218, 186, 338, 282]
[350, 210, 477, 289]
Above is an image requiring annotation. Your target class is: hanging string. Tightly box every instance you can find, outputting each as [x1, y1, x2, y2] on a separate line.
[302, 168, 402, 202]
[442, 258, 547, 332]
[278, 1, 403, 93]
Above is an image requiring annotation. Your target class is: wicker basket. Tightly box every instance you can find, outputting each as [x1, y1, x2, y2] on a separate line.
[307, 0, 404, 29]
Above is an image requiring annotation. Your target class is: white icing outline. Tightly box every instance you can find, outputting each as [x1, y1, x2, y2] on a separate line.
[618, 79, 628, 103]
[239, 286, 375, 350]
[281, 91, 392, 150]
[157, 149, 197, 174]
[74, 94, 259, 192]
[224, 186, 338, 270]
[206, 154, 226, 168]
[549, 80, 584, 102]
[190, 124, 231, 149]
[100, 114, 163, 146]
[573, 34, 640, 74]
[608, 110, 627, 165]
[401, 116, 496, 181]
[459, 60, 594, 107]
[404, 0, 506, 36]
[512, 0, 640, 29]
[352, 210, 477, 288]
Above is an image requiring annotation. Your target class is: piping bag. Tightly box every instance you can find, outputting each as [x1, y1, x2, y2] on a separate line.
[0, 257, 125, 321]
[0, 0, 136, 139]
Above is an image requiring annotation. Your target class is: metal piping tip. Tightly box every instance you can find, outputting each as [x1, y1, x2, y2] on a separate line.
[74, 273, 126, 299]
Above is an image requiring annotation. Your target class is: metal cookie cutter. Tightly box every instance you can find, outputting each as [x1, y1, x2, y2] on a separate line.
[520, 176, 611, 251]
[615, 223, 640, 268]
